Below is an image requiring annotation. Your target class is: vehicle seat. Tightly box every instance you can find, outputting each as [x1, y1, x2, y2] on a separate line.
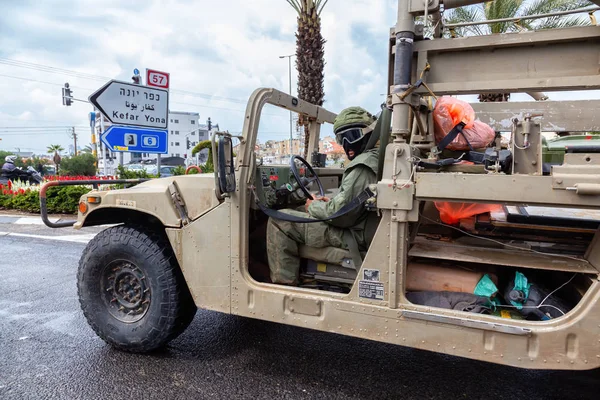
[298, 245, 359, 268]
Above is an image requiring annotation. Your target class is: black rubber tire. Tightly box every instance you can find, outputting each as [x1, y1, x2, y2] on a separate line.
[77, 224, 196, 352]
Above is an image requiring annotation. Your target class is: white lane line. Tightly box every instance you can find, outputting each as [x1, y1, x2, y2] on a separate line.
[14, 217, 52, 225]
[0, 231, 96, 244]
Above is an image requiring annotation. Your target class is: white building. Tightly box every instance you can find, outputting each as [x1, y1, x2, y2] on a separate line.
[97, 111, 213, 175]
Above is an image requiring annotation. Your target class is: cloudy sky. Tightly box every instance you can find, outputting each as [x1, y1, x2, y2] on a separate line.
[0, 0, 398, 154]
[0, 0, 598, 155]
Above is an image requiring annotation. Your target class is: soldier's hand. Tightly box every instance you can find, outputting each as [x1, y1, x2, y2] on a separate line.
[305, 196, 329, 212]
[305, 198, 313, 212]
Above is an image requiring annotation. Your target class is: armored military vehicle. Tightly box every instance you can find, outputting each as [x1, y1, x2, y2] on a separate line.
[43, 0, 600, 370]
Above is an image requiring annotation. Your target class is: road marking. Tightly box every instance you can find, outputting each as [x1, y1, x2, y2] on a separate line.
[0, 215, 60, 225]
[13, 217, 50, 225]
[0, 231, 95, 244]
[0, 216, 20, 224]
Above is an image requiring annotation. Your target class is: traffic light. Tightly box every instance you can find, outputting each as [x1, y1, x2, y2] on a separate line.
[186, 137, 191, 150]
[62, 83, 72, 106]
[132, 68, 141, 84]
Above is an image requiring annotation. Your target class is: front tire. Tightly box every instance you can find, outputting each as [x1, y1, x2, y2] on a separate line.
[77, 225, 196, 352]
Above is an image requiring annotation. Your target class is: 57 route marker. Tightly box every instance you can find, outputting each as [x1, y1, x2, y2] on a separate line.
[146, 69, 170, 89]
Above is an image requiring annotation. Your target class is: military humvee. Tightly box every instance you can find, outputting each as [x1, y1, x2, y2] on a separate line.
[43, 0, 600, 370]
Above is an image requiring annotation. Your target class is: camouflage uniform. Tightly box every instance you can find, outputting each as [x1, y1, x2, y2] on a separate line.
[267, 148, 379, 284]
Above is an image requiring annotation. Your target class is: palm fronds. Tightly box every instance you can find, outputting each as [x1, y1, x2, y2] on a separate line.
[447, 0, 594, 35]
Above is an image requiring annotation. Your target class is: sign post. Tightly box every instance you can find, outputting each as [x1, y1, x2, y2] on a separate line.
[146, 68, 171, 176]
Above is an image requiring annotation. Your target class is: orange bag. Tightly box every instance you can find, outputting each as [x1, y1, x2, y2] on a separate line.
[434, 202, 503, 225]
[433, 97, 496, 151]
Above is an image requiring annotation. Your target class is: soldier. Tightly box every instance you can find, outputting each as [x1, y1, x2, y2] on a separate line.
[267, 107, 380, 284]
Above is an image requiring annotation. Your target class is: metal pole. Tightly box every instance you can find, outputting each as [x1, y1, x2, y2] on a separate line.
[156, 153, 161, 177]
[391, 0, 415, 142]
[90, 110, 97, 160]
[443, 0, 492, 9]
[280, 54, 295, 156]
[100, 117, 108, 176]
[288, 56, 293, 155]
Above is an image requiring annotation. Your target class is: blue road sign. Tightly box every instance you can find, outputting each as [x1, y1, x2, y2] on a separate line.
[101, 125, 168, 154]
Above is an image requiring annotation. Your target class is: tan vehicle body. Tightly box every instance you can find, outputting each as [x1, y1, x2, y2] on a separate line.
[74, 0, 600, 370]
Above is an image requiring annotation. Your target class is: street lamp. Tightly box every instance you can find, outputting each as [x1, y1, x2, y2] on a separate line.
[279, 54, 295, 156]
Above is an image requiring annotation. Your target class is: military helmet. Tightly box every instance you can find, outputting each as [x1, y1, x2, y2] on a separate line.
[333, 106, 376, 134]
[334, 107, 378, 161]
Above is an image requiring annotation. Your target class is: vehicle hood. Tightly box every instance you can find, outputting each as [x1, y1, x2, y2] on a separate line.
[83, 174, 221, 227]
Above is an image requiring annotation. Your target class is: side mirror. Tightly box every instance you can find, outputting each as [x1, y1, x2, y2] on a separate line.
[212, 132, 236, 199]
[218, 135, 236, 194]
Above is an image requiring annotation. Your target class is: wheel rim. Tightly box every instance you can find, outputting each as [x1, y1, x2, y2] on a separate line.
[101, 260, 151, 323]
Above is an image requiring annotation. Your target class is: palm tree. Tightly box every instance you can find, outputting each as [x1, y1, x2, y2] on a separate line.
[47, 144, 64, 173]
[445, 0, 593, 102]
[47, 144, 64, 154]
[81, 144, 93, 154]
[286, 0, 328, 157]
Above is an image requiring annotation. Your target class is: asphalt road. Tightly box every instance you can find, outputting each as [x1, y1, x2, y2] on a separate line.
[1, 217, 599, 399]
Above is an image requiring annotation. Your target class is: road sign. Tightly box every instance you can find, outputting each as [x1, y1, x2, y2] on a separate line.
[101, 125, 168, 154]
[146, 69, 170, 89]
[89, 80, 169, 129]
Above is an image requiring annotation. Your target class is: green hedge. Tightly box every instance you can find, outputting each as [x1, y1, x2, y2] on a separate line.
[0, 186, 91, 214]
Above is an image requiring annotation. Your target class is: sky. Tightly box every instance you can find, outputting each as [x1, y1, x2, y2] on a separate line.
[0, 0, 397, 154]
[0, 0, 598, 155]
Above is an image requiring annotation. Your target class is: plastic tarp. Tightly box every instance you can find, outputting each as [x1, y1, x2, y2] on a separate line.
[474, 274, 498, 298]
[434, 202, 503, 225]
[474, 273, 501, 308]
[433, 97, 496, 151]
[509, 271, 532, 310]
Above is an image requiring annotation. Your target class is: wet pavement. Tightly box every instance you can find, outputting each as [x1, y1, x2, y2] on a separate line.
[1, 220, 599, 399]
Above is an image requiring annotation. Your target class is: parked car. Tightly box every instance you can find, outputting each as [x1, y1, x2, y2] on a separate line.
[143, 165, 178, 177]
[43, 165, 56, 176]
[124, 164, 145, 172]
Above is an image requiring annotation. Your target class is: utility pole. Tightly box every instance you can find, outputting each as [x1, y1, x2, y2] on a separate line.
[71, 127, 78, 156]
[279, 54, 295, 155]
[89, 111, 97, 167]
[99, 116, 108, 176]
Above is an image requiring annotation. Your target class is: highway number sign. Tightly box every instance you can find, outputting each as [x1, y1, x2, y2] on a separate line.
[146, 69, 170, 89]
[101, 125, 168, 154]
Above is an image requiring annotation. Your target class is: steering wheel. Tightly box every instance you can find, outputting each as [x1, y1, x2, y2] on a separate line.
[289, 155, 325, 200]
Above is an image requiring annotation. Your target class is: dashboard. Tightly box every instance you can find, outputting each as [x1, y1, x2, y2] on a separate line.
[253, 165, 343, 209]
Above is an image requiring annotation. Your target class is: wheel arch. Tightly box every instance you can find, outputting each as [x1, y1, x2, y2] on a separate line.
[82, 207, 170, 232]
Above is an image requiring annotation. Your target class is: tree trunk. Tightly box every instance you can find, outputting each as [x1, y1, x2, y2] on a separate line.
[295, 4, 325, 158]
